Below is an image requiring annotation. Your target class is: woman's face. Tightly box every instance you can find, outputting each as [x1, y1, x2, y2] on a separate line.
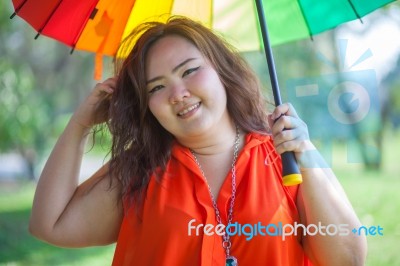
[145, 35, 231, 141]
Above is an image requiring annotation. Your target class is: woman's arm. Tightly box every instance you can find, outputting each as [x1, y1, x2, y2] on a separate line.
[29, 78, 123, 247]
[269, 103, 367, 266]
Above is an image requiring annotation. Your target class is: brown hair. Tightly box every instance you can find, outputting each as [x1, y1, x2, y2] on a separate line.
[108, 16, 270, 207]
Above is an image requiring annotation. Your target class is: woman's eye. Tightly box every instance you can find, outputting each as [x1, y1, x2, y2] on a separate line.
[149, 85, 164, 94]
[182, 67, 200, 77]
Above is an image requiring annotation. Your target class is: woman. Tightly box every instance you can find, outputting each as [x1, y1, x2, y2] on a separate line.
[29, 17, 367, 265]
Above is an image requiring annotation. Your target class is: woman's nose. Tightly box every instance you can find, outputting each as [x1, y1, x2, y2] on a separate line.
[169, 82, 190, 104]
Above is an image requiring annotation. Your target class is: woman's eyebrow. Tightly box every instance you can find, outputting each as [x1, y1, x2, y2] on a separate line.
[146, 58, 198, 85]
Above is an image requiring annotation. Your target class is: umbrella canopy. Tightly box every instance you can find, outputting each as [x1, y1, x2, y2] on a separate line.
[11, 0, 395, 57]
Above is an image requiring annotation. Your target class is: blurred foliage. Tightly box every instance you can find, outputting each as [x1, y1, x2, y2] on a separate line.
[0, 0, 110, 178]
[383, 56, 400, 128]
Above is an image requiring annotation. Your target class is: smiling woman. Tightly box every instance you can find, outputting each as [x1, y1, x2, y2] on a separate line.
[146, 36, 231, 142]
[29, 16, 367, 266]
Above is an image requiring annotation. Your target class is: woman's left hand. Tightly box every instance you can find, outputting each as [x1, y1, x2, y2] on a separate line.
[268, 103, 315, 163]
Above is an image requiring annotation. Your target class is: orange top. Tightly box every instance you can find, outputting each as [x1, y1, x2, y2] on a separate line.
[112, 133, 312, 265]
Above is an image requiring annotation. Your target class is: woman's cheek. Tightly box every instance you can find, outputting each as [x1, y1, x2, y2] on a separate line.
[148, 94, 172, 124]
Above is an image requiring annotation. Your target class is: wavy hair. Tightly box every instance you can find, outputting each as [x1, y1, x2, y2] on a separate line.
[108, 16, 270, 207]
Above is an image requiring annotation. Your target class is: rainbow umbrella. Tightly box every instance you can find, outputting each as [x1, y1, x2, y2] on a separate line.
[10, 0, 396, 75]
[10, 0, 396, 185]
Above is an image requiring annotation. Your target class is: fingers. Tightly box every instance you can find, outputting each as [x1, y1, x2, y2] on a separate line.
[269, 103, 299, 121]
[72, 77, 117, 128]
[271, 119, 309, 154]
[102, 76, 117, 90]
[268, 103, 310, 154]
[272, 129, 308, 154]
[93, 77, 117, 96]
[269, 115, 299, 136]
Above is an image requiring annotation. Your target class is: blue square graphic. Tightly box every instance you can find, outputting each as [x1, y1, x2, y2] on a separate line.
[286, 69, 381, 165]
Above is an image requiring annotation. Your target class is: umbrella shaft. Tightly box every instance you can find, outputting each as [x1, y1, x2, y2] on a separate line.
[254, 0, 282, 106]
[255, 0, 302, 186]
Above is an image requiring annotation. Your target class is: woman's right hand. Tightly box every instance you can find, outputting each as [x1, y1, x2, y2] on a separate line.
[71, 77, 117, 129]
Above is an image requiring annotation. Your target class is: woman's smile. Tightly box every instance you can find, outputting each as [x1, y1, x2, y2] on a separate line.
[177, 102, 201, 118]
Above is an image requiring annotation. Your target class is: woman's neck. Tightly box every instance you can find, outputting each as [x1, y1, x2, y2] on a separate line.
[177, 121, 239, 156]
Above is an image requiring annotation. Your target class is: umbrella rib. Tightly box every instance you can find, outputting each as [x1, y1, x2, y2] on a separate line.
[347, 0, 364, 23]
[296, 0, 314, 41]
[34, 0, 64, 40]
[10, 0, 29, 19]
[70, 1, 100, 54]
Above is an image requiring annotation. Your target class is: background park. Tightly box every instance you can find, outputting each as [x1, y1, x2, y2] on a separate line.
[1, 0, 400, 265]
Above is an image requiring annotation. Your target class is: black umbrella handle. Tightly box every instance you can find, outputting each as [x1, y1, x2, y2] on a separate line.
[254, 0, 302, 186]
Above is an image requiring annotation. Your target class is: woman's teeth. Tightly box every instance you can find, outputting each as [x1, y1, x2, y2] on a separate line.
[178, 103, 200, 116]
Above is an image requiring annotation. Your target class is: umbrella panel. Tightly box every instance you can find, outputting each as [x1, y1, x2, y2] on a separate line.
[301, 0, 396, 35]
[12, 0, 98, 47]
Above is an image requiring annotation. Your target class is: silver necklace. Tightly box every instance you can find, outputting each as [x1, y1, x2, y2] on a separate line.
[190, 125, 240, 266]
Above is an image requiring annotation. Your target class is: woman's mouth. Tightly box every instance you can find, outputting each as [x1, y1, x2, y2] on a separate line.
[177, 102, 201, 117]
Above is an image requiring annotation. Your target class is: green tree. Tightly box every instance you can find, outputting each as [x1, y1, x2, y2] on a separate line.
[1, 0, 98, 179]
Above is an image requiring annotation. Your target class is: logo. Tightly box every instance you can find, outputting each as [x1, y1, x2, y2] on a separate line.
[188, 219, 383, 241]
[327, 81, 371, 125]
[286, 39, 381, 165]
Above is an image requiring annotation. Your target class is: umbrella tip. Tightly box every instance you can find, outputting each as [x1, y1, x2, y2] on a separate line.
[10, 12, 17, 19]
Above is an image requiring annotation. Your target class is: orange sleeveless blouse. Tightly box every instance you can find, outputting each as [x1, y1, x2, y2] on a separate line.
[112, 133, 312, 265]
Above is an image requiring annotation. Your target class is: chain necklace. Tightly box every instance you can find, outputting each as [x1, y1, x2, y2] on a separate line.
[190, 125, 240, 266]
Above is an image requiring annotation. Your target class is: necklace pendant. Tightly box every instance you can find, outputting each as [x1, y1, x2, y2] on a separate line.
[226, 256, 238, 266]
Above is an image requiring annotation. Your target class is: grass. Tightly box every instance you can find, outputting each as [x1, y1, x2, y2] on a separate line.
[335, 172, 400, 265]
[0, 130, 399, 265]
[331, 129, 400, 266]
[0, 184, 115, 266]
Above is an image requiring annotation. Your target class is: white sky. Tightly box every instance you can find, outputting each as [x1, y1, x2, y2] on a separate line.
[335, 8, 400, 81]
